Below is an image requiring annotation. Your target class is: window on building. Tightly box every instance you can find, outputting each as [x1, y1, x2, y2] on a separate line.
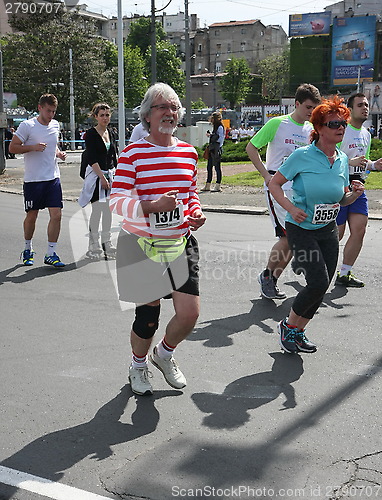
[241, 28, 246, 34]
[198, 44, 202, 53]
[241, 41, 246, 51]
[227, 43, 231, 53]
[216, 62, 222, 72]
[167, 22, 172, 27]
[216, 43, 221, 52]
[215, 29, 220, 36]
[198, 62, 202, 71]
[260, 30, 264, 36]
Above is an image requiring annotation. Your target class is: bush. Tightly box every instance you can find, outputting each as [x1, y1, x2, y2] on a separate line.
[370, 138, 382, 161]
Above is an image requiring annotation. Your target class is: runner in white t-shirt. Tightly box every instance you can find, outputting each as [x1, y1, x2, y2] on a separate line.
[335, 93, 382, 287]
[246, 83, 321, 299]
[9, 94, 67, 267]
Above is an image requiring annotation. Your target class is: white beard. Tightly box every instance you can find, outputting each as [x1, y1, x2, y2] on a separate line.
[158, 123, 176, 135]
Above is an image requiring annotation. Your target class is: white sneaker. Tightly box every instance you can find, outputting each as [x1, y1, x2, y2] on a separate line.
[128, 365, 153, 395]
[149, 347, 187, 389]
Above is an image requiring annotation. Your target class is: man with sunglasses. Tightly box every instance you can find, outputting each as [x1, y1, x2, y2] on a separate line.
[110, 83, 206, 396]
[335, 93, 382, 287]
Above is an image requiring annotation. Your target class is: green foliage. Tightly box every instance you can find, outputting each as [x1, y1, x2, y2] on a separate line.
[126, 17, 166, 56]
[124, 46, 149, 107]
[289, 37, 331, 95]
[2, 7, 117, 122]
[258, 47, 290, 102]
[145, 41, 185, 97]
[191, 98, 206, 109]
[370, 138, 382, 161]
[219, 57, 253, 108]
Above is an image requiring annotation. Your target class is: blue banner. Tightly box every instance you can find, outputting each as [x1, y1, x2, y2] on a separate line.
[331, 16, 376, 86]
[289, 12, 331, 37]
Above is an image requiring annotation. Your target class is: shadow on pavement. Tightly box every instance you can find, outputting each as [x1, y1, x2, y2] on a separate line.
[0, 385, 181, 499]
[192, 352, 304, 429]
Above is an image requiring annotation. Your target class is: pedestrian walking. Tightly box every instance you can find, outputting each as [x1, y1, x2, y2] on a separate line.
[268, 95, 365, 354]
[9, 94, 67, 267]
[246, 83, 321, 299]
[110, 83, 206, 396]
[201, 111, 225, 192]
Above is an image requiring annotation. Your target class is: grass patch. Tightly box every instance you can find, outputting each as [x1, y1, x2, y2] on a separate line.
[220, 170, 382, 189]
[222, 171, 264, 187]
[365, 171, 382, 189]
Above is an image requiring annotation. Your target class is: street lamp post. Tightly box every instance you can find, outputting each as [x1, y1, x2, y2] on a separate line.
[213, 53, 219, 110]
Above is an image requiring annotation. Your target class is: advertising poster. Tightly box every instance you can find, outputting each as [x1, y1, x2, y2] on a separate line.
[264, 106, 286, 124]
[363, 82, 382, 114]
[289, 12, 331, 37]
[241, 106, 262, 126]
[331, 16, 376, 86]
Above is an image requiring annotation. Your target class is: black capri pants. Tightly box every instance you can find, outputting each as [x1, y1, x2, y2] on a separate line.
[286, 221, 339, 319]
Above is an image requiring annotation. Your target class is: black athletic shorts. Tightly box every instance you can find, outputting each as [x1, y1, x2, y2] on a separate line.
[116, 231, 199, 304]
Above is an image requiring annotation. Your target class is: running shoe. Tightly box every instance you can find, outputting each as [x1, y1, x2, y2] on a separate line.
[335, 271, 364, 288]
[128, 365, 153, 396]
[102, 241, 117, 260]
[44, 253, 65, 268]
[21, 249, 34, 266]
[258, 271, 286, 299]
[295, 329, 317, 353]
[150, 346, 187, 389]
[277, 318, 298, 354]
[85, 249, 102, 261]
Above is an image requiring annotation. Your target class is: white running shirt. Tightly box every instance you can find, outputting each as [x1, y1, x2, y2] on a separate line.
[15, 117, 60, 182]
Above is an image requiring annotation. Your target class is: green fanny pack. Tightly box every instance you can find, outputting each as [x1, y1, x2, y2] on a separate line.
[137, 236, 187, 263]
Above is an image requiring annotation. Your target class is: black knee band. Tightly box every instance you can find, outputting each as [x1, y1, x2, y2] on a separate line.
[132, 304, 161, 339]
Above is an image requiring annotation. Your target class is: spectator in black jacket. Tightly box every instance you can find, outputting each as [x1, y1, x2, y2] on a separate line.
[78, 103, 118, 260]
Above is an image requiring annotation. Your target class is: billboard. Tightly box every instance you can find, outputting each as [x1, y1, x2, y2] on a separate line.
[363, 82, 382, 114]
[289, 12, 331, 37]
[331, 16, 376, 86]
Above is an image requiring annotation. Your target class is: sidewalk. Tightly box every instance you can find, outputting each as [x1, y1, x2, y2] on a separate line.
[1, 151, 381, 219]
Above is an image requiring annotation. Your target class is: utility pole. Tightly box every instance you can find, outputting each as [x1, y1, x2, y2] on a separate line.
[117, 0, 126, 149]
[69, 49, 75, 151]
[151, 0, 157, 84]
[0, 49, 5, 175]
[184, 0, 192, 127]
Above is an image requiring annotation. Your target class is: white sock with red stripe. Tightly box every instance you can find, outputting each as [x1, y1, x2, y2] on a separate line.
[156, 337, 175, 360]
[131, 351, 148, 369]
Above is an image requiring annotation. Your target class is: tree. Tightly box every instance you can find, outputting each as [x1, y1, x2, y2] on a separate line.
[191, 98, 206, 109]
[124, 46, 149, 107]
[2, 5, 118, 122]
[258, 47, 290, 102]
[145, 41, 185, 97]
[126, 17, 166, 56]
[219, 57, 253, 109]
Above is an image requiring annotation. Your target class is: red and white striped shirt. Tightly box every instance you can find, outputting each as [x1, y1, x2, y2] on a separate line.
[110, 138, 201, 238]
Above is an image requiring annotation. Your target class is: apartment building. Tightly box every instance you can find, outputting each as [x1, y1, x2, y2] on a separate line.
[206, 20, 288, 74]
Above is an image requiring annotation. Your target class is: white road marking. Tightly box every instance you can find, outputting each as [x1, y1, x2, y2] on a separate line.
[0, 466, 112, 500]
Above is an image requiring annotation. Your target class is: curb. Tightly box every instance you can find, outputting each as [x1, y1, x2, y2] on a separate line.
[1, 187, 382, 220]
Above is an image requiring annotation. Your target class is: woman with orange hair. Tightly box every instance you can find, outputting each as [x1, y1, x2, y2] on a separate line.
[268, 96, 364, 354]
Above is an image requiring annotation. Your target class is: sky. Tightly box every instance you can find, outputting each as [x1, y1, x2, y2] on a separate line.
[82, 0, 336, 34]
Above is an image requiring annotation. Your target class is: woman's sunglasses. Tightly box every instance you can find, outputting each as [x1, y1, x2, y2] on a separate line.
[323, 120, 347, 129]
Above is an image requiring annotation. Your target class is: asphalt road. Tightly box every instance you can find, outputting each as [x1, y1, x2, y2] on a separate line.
[0, 192, 381, 500]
